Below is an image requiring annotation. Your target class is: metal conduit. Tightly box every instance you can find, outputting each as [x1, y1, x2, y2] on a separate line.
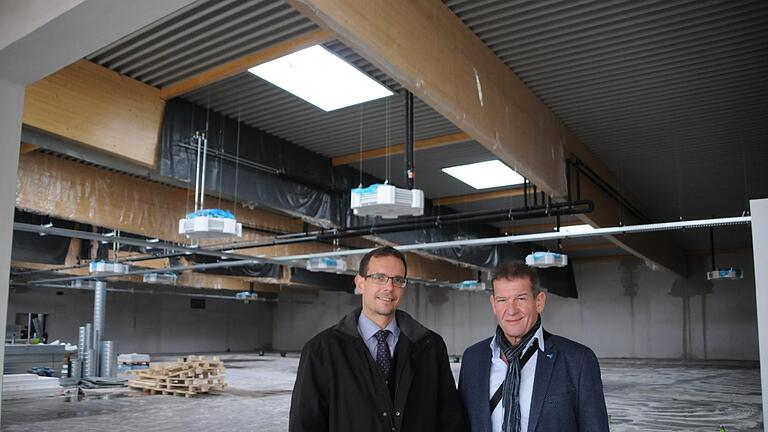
[22, 216, 751, 286]
[92, 280, 106, 377]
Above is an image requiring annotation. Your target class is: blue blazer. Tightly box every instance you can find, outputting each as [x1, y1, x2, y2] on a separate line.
[458, 331, 609, 432]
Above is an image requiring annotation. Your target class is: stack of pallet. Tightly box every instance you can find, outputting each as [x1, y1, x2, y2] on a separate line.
[127, 355, 226, 398]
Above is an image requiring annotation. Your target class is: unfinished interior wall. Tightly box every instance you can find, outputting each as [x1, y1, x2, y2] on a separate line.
[272, 251, 758, 360]
[6, 288, 274, 354]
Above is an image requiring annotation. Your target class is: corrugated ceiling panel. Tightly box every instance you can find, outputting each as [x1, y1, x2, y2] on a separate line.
[183, 71, 459, 158]
[87, 0, 318, 88]
[445, 0, 768, 223]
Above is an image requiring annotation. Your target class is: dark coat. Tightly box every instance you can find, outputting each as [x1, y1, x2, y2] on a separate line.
[458, 331, 609, 432]
[289, 308, 467, 432]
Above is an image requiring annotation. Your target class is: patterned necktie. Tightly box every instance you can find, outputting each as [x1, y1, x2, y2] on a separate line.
[374, 329, 392, 381]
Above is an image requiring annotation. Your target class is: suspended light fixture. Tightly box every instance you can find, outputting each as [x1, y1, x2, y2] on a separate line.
[525, 251, 568, 268]
[350, 183, 424, 219]
[142, 272, 178, 284]
[706, 226, 743, 281]
[306, 257, 348, 274]
[455, 280, 487, 292]
[179, 132, 243, 239]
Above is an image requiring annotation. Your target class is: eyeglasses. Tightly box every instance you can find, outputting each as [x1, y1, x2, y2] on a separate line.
[364, 273, 408, 288]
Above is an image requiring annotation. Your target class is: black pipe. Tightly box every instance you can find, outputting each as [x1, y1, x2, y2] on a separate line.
[242, 200, 595, 247]
[709, 226, 716, 271]
[523, 179, 529, 209]
[14, 199, 594, 275]
[569, 157, 651, 223]
[405, 90, 415, 189]
[566, 162, 572, 204]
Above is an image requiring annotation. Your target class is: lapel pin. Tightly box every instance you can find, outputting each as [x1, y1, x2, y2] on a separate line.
[546, 353, 553, 359]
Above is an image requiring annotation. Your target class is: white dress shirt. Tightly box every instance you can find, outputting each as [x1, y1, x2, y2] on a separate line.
[489, 326, 544, 432]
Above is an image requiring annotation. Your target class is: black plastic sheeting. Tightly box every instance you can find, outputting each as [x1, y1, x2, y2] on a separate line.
[497, 243, 579, 298]
[12, 211, 73, 265]
[290, 268, 355, 293]
[177, 255, 282, 278]
[158, 99, 498, 268]
[159, 98, 362, 225]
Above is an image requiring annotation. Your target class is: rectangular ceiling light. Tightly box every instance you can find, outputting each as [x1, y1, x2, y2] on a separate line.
[441, 160, 524, 189]
[248, 45, 393, 112]
[557, 224, 595, 233]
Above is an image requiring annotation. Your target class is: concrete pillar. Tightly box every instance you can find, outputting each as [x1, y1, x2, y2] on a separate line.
[0, 77, 25, 414]
[750, 198, 768, 431]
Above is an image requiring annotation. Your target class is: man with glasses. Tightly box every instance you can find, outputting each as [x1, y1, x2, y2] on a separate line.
[290, 246, 466, 432]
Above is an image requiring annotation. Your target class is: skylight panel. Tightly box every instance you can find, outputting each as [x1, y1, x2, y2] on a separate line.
[248, 45, 393, 112]
[441, 160, 524, 189]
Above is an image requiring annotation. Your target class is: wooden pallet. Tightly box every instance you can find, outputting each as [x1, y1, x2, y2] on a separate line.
[127, 355, 226, 398]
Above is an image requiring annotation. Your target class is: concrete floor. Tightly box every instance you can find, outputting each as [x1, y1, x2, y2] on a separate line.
[0, 354, 762, 431]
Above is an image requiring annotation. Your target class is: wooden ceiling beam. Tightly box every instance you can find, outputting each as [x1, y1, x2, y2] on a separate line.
[160, 28, 334, 100]
[289, 0, 687, 276]
[433, 187, 524, 206]
[331, 132, 471, 166]
[20, 143, 39, 154]
[288, 0, 566, 196]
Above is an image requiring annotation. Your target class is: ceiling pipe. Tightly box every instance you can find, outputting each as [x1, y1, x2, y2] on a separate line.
[405, 90, 415, 190]
[11, 282, 278, 303]
[12, 222, 287, 266]
[272, 216, 753, 262]
[22, 216, 751, 286]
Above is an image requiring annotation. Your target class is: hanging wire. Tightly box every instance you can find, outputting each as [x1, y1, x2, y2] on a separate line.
[675, 140, 683, 220]
[233, 96, 243, 219]
[385, 97, 390, 183]
[185, 104, 196, 215]
[358, 103, 364, 187]
[216, 123, 225, 209]
[741, 135, 750, 215]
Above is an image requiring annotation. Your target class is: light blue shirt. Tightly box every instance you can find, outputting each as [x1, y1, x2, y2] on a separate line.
[489, 326, 544, 432]
[358, 311, 400, 358]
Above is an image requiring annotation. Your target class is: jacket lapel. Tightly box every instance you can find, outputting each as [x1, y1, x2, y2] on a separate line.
[527, 334, 556, 432]
[479, 343, 492, 432]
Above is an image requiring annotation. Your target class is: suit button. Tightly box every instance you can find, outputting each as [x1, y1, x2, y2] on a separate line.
[382, 412, 387, 417]
[395, 412, 401, 416]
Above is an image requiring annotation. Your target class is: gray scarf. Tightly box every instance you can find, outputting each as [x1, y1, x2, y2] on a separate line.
[495, 314, 542, 432]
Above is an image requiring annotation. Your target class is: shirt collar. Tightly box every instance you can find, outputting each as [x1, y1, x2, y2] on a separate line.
[358, 310, 400, 341]
[490, 325, 545, 358]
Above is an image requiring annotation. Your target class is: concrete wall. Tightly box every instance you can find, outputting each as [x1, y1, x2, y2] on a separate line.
[6, 287, 274, 354]
[272, 251, 758, 360]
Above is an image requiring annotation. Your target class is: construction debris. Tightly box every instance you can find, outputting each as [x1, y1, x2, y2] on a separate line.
[127, 355, 226, 398]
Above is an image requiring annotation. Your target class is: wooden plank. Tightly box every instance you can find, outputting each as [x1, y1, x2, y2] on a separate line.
[433, 187, 524, 206]
[288, 0, 685, 274]
[23, 60, 165, 167]
[20, 143, 38, 154]
[160, 29, 334, 99]
[289, 0, 566, 197]
[331, 132, 471, 166]
[16, 152, 301, 242]
[16, 152, 473, 283]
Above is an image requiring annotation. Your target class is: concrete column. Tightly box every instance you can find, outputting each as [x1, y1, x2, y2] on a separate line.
[750, 198, 768, 431]
[0, 77, 25, 413]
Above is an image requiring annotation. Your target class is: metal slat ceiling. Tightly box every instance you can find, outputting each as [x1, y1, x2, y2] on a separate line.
[87, 0, 319, 88]
[183, 71, 459, 157]
[444, 0, 768, 226]
[84, 0, 768, 251]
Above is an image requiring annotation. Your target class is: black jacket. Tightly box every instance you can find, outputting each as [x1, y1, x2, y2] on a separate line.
[289, 308, 467, 432]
